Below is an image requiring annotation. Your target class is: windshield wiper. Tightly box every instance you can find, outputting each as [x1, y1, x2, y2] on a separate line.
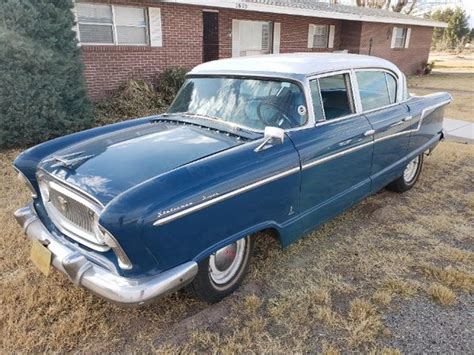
[182, 112, 258, 135]
[156, 112, 257, 136]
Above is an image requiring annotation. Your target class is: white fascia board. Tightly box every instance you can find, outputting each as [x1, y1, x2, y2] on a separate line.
[162, 0, 448, 28]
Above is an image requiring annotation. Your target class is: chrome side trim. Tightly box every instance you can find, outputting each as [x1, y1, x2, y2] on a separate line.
[302, 99, 451, 170]
[14, 204, 198, 306]
[153, 166, 300, 226]
[302, 140, 374, 170]
[419, 100, 451, 123]
[152, 99, 451, 227]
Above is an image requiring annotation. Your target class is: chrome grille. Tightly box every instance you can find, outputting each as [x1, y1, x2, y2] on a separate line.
[37, 171, 109, 252]
[49, 188, 95, 234]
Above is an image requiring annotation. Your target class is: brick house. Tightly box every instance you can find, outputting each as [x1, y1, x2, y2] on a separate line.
[73, 0, 446, 100]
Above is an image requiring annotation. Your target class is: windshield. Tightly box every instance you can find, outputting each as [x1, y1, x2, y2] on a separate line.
[168, 77, 308, 130]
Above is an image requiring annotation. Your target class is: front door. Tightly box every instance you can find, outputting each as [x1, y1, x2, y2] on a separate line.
[202, 11, 219, 62]
[287, 72, 373, 236]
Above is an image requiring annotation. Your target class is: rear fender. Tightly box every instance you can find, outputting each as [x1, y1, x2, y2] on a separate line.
[406, 92, 452, 151]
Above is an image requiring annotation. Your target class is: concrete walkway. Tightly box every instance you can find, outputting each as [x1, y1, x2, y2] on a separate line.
[443, 118, 474, 144]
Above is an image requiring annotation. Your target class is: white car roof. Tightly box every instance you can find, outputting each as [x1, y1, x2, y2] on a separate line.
[190, 53, 402, 80]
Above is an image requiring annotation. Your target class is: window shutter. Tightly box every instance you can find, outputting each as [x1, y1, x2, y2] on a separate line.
[390, 27, 397, 49]
[273, 22, 281, 54]
[328, 25, 335, 49]
[308, 24, 315, 48]
[71, 3, 80, 44]
[148, 7, 162, 47]
[405, 28, 411, 48]
[232, 20, 240, 57]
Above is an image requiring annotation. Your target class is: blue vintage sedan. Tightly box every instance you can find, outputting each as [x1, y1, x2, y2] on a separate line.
[14, 53, 451, 305]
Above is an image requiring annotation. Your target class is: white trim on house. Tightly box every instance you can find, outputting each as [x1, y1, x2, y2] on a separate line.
[232, 19, 240, 57]
[273, 22, 281, 54]
[162, 0, 448, 28]
[390, 27, 398, 49]
[405, 28, 412, 48]
[328, 24, 335, 49]
[149, 7, 163, 47]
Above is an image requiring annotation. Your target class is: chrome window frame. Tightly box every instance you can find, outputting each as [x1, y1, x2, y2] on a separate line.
[352, 68, 411, 116]
[169, 73, 316, 133]
[384, 71, 397, 104]
[307, 67, 411, 127]
[353, 68, 399, 114]
[308, 69, 360, 127]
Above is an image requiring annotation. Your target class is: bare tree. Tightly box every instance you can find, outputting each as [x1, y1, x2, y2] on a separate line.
[355, 0, 417, 14]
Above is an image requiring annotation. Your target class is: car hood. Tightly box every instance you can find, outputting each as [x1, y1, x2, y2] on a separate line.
[39, 121, 245, 205]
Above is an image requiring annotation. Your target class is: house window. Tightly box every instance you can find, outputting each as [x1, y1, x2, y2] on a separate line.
[76, 3, 148, 45]
[391, 27, 411, 49]
[310, 25, 328, 48]
[232, 20, 273, 57]
[308, 24, 335, 49]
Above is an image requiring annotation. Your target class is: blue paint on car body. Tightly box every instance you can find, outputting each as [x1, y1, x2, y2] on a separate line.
[14, 54, 451, 287]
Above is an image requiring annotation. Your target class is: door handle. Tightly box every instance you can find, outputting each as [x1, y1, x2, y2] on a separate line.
[390, 121, 404, 127]
[364, 129, 375, 137]
[403, 115, 414, 122]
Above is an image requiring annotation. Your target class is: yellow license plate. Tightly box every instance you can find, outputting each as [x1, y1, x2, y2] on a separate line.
[30, 239, 52, 276]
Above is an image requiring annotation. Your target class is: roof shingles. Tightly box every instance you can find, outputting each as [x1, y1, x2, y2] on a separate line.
[243, 0, 446, 27]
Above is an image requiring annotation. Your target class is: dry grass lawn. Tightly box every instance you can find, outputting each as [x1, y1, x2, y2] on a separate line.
[1, 53, 473, 353]
[408, 53, 474, 122]
[1, 140, 473, 353]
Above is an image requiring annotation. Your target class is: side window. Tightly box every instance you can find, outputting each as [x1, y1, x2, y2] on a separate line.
[356, 71, 392, 111]
[318, 73, 355, 120]
[309, 80, 325, 121]
[385, 73, 397, 104]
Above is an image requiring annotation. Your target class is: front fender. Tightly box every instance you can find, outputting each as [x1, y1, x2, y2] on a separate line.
[101, 136, 301, 273]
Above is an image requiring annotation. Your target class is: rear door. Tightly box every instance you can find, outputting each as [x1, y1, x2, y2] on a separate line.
[287, 71, 373, 234]
[354, 70, 412, 192]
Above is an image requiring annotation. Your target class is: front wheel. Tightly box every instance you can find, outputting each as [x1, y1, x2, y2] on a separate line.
[189, 235, 255, 303]
[387, 154, 424, 193]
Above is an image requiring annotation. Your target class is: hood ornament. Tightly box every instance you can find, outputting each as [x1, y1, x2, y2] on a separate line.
[44, 151, 95, 169]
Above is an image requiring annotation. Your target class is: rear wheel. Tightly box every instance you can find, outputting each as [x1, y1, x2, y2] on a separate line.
[387, 154, 424, 193]
[189, 235, 255, 303]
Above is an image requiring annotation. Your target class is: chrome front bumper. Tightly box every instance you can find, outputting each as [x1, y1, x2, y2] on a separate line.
[14, 204, 198, 306]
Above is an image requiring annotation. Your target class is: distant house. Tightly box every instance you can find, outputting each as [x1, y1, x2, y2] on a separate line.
[73, 0, 446, 100]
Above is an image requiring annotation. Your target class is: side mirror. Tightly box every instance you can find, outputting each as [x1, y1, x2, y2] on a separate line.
[255, 126, 285, 152]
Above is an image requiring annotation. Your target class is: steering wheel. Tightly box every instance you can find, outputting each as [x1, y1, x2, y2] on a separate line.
[256, 102, 294, 128]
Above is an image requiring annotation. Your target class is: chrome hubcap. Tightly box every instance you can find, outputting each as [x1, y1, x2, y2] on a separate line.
[209, 238, 246, 285]
[403, 156, 420, 182]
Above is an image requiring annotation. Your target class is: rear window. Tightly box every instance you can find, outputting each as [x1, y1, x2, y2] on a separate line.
[318, 73, 355, 120]
[356, 71, 398, 111]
